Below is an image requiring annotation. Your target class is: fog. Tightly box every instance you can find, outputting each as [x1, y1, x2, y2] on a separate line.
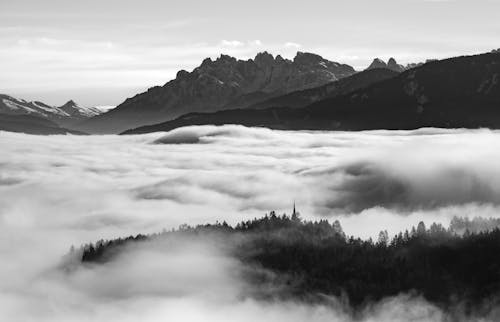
[2, 125, 500, 321]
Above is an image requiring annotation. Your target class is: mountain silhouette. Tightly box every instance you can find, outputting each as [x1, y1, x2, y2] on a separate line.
[123, 52, 500, 134]
[77, 52, 356, 134]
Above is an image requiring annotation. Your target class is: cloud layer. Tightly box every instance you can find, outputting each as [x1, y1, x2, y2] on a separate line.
[2, 126, 500, 321]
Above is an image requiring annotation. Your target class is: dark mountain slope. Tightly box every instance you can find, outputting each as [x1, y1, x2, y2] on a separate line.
[78, 52, 356, 134]
[123, 52, 500, 134]
[248, 68, 398, 110]
[0, 114, 85, 135]
[303, 52, 500, 130]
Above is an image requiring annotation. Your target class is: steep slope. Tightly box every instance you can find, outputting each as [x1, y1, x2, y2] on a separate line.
[248, 68, 398, 110]
[78, 52, 356, 134]
[123, 52, 500, 134]
[0, 114, 85, 135]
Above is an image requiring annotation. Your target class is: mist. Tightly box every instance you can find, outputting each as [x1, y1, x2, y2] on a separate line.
[2, 125, 500, 321]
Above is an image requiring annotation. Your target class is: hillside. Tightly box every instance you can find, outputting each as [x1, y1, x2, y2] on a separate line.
[75, 213, 500, 310]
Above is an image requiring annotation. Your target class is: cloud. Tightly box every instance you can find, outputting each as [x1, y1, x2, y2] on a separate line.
[250, 40, 263, 46]
[221, 40, 245, 48]
[306, 160, 500, 213]
[2, 126, 500, 320]
[284, 42, 301, 49]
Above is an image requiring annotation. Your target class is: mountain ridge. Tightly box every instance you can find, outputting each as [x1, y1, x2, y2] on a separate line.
[77, 51, 357, 134]
[122, 52, 500, 134]
[0, 94, 102, 125]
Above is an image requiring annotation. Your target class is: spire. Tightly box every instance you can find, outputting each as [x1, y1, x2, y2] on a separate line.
[291, 201, 300, 222]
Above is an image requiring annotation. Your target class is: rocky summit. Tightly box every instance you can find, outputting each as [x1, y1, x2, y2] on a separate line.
[367, 57, 406, 73]
[77, 52, 356, 133]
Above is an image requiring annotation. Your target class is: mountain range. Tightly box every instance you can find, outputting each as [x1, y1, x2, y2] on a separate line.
[123, 51, 500, 134]
[76, 52, 357, 134]
[0, 95, 102, 134]
[3, 50, 500, 136]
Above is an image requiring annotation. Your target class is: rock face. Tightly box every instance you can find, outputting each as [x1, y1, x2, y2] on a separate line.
[367, 58, 406, 73]
[78, 52, 356, 133]
[123, 52, 500, 134]
[0, 94, 102, 127]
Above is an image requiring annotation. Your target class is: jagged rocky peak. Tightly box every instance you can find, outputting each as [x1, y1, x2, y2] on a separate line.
[78, 51, 357, 133]
[58, 100, 80, 112]
[387, 58, 405, 72]
[367, 58, 388, 70]
[201, 57, 213, 67]
[198, 55, 237, 71]
[61, 100, 77, 107]
[368, 57, 405, 73]
[254, 51, 276, 65]
[294, 51, 324, 64]
[216, 54, 237, 63]
[58, 100, 101, 118]
[275, 54, 286, 63]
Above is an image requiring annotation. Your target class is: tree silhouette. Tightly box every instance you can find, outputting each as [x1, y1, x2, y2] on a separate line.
[77, 213, 500, 311]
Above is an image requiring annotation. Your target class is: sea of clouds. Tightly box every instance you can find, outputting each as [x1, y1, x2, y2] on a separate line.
[2, 125, 500, 321]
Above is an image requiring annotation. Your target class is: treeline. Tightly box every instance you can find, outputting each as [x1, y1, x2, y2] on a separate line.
[76, 212, 500, 310]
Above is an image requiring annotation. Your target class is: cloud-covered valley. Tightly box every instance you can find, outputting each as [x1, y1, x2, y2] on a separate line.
[2, 125, 500, 321]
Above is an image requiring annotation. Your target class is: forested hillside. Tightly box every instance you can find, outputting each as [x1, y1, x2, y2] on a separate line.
[77, 213, 500, 311]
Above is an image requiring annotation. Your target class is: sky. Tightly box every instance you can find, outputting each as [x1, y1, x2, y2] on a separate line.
[0, 0, 499, 106]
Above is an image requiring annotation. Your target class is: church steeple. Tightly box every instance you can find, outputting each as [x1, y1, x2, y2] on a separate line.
[291, 201, 300, 222]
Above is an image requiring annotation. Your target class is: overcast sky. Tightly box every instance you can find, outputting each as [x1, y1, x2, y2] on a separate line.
[1, 0, 499, 106]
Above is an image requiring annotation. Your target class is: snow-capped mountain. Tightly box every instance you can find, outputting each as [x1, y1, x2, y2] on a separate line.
[0, 94, 103, 126]
[0, 94, 68, 118]
[58, 100, 102, 118]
